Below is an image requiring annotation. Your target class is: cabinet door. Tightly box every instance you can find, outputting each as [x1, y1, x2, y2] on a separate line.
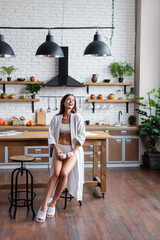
[125, 139, 139, 161]
[108, 138, 122, 162]
[8, 146, 24, 163]
[0, 147, 5, 163]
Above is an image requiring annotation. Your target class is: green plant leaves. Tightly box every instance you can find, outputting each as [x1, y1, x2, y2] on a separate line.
[108, 62, 134, 78]
[136, 88, 160, 153]
[25, 84, 40, 94]
[1, 66, 18, 75]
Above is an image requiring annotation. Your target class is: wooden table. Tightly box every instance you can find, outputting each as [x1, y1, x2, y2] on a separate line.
[0, 131, 112, 197]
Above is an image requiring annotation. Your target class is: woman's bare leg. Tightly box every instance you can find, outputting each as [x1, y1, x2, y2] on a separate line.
[47, 155, 77, 218]
[37, 154, 63, 221]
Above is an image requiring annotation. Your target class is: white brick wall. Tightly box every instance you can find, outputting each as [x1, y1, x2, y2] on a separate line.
[0, 0, 136, 125]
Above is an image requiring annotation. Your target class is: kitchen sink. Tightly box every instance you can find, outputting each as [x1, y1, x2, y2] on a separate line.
[111, 123, 129, 127]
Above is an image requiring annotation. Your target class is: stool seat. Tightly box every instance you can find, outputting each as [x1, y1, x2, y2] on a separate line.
[10, 155, 34, 162]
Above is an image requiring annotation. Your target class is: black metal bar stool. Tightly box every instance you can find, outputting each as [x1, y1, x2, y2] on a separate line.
[8, 155, 36, 219]
[60, 188, 82, 209]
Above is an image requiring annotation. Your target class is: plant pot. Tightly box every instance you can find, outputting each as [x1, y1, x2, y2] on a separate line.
[31, 94, 35, 99]
[118, 77, 124, 83]
[142, 152, 160, 169]
[7, 77, 11, 81]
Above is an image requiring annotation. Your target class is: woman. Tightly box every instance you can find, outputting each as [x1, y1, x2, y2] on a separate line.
[36, 94, 86, 223]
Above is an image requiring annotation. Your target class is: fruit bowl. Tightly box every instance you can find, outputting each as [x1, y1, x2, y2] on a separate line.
[103, 79, 111, 83]
[17, 78, 25, 81]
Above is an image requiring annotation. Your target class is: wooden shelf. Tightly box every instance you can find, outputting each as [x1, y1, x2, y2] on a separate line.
[87, 99, 136, 113]
[83, 82, 132, 94]
[0, 81, 44, 84]
[83, 82, 132, 86]
[88, 99, 135, 103]
[0, 99, 39, 102]
[0, 81, 42, 113]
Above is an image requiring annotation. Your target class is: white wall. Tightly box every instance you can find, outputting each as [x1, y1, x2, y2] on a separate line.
[136, 0, 160, 98]
[0, 0, 136, 125]
[136, 0, 160, 156]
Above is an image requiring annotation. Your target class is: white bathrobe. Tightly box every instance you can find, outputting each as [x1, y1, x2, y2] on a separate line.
[48, 113, 86, 201]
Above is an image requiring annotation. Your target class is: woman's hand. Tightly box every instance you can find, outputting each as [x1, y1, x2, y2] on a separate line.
[54, 145, 63, 158]
[66, 151, 75, 159]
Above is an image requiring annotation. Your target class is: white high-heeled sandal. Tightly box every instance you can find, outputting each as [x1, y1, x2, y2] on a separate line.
[46, 206, 55, 218]
[36, 206, 47, 223]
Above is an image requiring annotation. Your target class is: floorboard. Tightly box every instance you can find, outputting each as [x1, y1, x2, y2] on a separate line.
[0, 167, 160, 240]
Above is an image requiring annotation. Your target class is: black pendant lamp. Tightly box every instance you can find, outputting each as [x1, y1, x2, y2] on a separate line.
[84, 31, 111, 56]
[36, 29, 64, 58]
[0, 33, 15, 57]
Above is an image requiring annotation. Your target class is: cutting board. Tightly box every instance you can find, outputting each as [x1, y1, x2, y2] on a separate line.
[36, 108, 46, 126]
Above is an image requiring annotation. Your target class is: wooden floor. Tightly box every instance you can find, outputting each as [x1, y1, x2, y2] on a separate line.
[1, 167, 160, 240]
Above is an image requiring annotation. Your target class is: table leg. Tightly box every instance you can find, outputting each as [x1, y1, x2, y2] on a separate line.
[93, 145, 98, 179]
[100, 140, 106, 195]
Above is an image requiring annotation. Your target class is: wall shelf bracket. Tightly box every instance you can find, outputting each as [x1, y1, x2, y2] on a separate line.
[92, 102, 95, 113]
[3, 84, 5, 93]
[124, 86, 126, 94]
[32, 102, 34, 113]
[86, 85, 89, 94]
[126, 102, 129, 113]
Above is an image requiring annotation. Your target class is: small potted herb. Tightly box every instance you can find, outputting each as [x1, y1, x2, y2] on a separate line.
[1, 65, 18, 81]
[108, 62, 134, 83]
[25, 84, 41, 99]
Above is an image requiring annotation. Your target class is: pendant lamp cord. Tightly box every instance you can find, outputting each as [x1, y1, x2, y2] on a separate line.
[110, 0, 115, 46]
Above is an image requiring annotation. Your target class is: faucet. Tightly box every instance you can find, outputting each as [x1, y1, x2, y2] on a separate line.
[118, 111, 122, 123]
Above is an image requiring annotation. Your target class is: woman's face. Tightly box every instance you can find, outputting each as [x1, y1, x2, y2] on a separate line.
[64, 95, 75, 110]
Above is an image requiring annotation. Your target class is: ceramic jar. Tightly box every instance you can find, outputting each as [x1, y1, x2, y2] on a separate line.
[91, 74, 98, 83]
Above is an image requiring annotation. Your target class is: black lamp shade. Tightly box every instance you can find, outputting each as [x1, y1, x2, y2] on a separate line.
[0, 34, 15, 57]
[36, 31, 64, 58]
[84, 31, 111, 56]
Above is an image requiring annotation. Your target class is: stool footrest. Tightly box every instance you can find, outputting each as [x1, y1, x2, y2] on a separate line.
[8, 190, 36, 207]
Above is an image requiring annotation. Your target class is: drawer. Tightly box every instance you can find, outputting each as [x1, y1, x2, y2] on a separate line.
[109, 130, 139, 136]
[27, 147, 49, 154]
[84, 154, 101, 162]
[32, 157, 49, 163]
[83, 145, 101, 152]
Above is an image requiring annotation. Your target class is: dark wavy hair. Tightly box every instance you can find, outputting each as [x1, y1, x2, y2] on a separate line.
[57, 94, 77, 115]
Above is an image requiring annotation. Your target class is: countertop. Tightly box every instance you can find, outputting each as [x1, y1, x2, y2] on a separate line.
[0, 124, 139, 130]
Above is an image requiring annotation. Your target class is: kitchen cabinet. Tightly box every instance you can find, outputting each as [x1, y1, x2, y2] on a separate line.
[0, 147, 5, 163]
[107, 129, 140, 164]
[0, 81, 44, 112]
[25, 146, 51, 165]
[8, 146, 24, 163]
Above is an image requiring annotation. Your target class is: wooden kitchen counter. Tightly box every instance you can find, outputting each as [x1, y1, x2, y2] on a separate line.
[0, 124, 139, 130]
[0, 131, 112, 197]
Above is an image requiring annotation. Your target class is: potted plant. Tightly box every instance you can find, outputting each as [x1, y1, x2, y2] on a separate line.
[25, 84, 41, 99]
[1, 66, 18, 81]
[128, 115, 136, 126]
[135, 88, 160, 169]
[108, 61, 134, 83]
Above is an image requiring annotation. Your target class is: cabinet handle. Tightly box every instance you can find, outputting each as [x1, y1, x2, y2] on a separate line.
[121, 130, 127, 135]
[35, 157, 42, 161]
[126, 139, 132, 143]
[35, 149, 41, 153]
[116, 139, 122, 143]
